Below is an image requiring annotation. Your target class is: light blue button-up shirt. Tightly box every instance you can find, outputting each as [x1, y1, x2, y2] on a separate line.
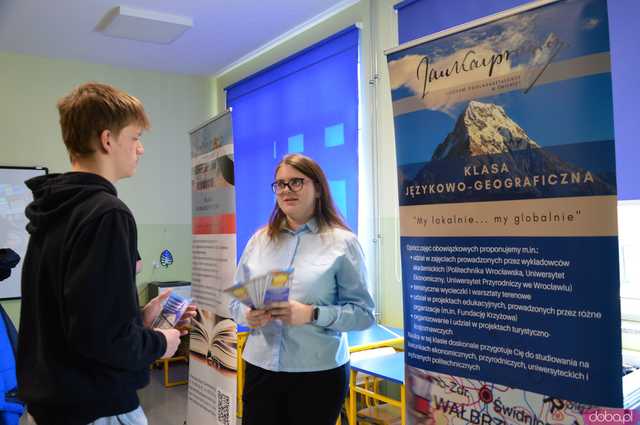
[229, 219, 375, 372]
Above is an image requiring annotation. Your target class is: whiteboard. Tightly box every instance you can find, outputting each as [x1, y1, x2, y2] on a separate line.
[0, 166, 47, 299]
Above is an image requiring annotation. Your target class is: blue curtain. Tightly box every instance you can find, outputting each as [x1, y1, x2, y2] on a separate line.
[394, 0, 640, 200]
[227, 26, 359, 257]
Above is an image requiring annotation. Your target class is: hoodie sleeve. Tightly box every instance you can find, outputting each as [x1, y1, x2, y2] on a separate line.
[62, 210, 166, 371]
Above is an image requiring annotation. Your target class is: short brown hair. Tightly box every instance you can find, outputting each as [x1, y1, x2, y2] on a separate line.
[267, 154, 349, 239]
[57, 82, 150, 160]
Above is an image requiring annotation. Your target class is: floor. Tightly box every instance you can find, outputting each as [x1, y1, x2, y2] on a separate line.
[139, 363, 190, 425]
[18, 364, 243, 425]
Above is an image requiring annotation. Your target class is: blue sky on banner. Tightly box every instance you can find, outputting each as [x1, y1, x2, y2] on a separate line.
[388, 0, 613, 166]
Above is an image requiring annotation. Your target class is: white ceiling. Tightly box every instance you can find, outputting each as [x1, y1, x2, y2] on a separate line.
[0, 0, 354, 76]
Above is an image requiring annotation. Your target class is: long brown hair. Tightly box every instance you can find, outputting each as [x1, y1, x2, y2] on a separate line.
[267, 154, 349, 239]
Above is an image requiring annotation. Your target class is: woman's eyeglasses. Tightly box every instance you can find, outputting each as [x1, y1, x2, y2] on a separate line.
[271, 177, 306, 193]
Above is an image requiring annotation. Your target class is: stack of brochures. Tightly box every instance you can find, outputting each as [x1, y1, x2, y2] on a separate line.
[224, 269, 292, 309]
[152, 292, 192, 330]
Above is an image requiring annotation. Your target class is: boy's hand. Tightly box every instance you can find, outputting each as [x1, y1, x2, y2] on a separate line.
[157, 328, 184, 359]
[176, 303, 197, 330]
[143, 289, 171, 328]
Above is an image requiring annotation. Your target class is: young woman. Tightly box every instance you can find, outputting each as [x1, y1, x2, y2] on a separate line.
[230, 153, 375, 425]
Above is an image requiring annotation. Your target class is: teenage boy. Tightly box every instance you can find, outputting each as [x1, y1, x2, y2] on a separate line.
[17, 82, 188, 425]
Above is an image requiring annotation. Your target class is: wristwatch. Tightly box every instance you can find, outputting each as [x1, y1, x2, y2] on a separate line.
[312, 306, 320, 323]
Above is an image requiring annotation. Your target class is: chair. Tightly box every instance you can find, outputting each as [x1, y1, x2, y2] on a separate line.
[348, 351, 405, 425]
[236, 329, 249, 418]
[336, 325, 403, 425]
[153, 355, 189, 388]
[0, 306, 22, 425]
[152, 334, 190, 388]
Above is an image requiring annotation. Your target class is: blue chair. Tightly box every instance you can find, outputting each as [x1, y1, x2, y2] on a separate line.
[0, 306, 23, 425]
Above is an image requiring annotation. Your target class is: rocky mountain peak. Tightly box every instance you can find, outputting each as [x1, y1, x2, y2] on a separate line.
[432, 101, 540, 160]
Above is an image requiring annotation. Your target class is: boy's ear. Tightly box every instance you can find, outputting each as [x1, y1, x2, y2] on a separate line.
[99, 129, 112, 153]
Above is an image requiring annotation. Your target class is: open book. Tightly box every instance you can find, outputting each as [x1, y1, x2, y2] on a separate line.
[190, 308, 237, 371]
[224, 269, 292, 309]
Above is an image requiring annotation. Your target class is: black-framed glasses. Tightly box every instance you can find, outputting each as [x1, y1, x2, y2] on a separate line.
[271, 177, 306, 193]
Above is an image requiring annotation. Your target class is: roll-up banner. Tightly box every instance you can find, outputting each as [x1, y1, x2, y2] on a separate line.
[386, 0, 622, 422]
[187, 111, 238, 425]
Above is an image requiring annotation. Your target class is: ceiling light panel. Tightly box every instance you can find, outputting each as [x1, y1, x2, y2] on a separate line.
[98, 6, 193, 44]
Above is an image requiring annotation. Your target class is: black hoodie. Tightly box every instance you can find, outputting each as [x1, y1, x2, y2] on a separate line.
[17, 172, 166, 425]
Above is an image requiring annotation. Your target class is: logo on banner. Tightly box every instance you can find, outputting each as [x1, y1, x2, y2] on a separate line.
[583, 409, 639, 425]
[417, 34, 564, 99]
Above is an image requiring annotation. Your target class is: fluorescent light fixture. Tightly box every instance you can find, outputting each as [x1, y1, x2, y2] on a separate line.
[96, 6, 193, 44]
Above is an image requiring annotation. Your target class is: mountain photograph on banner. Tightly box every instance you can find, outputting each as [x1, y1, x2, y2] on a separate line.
[398, 99, 615, 206]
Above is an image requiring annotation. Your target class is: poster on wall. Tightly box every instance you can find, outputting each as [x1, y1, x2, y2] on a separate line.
[188, 111, 238, 425]
[0, 166, 47, 299]
[386, 0, 621, 422]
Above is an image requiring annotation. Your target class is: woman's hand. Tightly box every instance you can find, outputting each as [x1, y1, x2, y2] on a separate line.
[246, 308, 272, 328]
[268, 300, 313, 326]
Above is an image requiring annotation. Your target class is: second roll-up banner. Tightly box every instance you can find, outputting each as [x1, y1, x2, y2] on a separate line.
[188, 111, 238, 425]
[386, 0, 622, 423]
